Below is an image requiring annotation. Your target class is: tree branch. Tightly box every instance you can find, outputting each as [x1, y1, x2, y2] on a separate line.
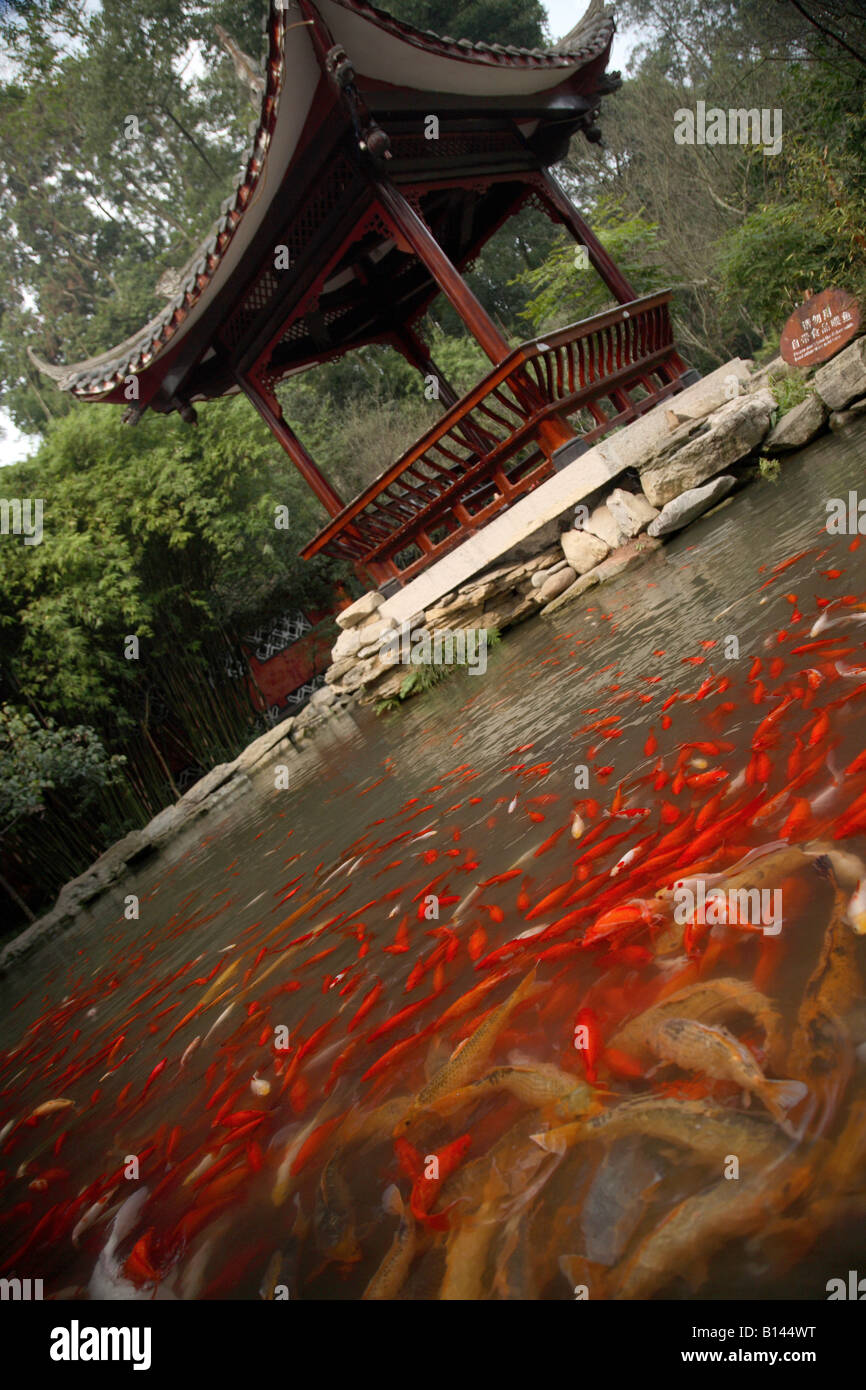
[782, 0, 866, 66]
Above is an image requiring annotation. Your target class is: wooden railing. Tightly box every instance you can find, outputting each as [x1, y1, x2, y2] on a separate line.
[301, 292, 688, 586]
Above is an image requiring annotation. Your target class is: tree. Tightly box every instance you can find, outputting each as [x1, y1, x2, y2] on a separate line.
[0, 703, 124, 921]
[384, 0, 548, 48]
[0, 0, 264, 432]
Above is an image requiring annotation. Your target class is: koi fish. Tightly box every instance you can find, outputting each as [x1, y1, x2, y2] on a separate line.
[395, 965, 539, 1131]
[616, 1152, 819, 1299]
[533, 1095, 788, 1166]
[363, 1186, 417, 1300]
[27, 1098, 76, 1121]
[610, 977, 786, 1071]
[787, 885, 862, 1129]
[646, 1017, 806, 1134]
[409, 1133, 471, 1226]
[425, 1064, 595, 1122]
[314, 1155, 362, 1264]
[272, 1101, 338, 1206]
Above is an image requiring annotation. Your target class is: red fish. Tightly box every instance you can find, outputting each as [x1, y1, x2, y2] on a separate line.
[347, 980, 383, 1032]
[573, 1007, 601, 1083]
[408, 1133, 472, 1228]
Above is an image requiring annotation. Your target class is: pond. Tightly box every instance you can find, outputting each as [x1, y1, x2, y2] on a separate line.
[2, 418, 866, 1300]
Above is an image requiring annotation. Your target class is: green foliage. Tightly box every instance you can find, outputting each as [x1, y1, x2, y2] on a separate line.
[757, 455, 781, 483]
[376, 627, 502, 711]
[770, 373, 813, 419]
[559, 4, 866, 370]
[515, 200, 666, 334]
[398, 662, 451, 699]
[0, 0, 263, 432]
[716, 76, 866, 338]
[384, 0, 547, 48]
[0, 703, 124, 837]
[0, 396, 342, 719]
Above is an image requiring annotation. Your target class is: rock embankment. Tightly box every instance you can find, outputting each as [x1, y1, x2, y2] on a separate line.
[318, 337, 865, 686]
[4, 336, 865, 971]
[0, 717, 299, 974]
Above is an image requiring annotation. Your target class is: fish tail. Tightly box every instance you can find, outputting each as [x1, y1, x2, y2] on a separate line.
[515, 961, 541, 1005]
[419, 1200, 458, 1232]
[760, 1077, 809, 1129]
[382, 1183, 405, 1219]
[530, 1122, 579, 1154]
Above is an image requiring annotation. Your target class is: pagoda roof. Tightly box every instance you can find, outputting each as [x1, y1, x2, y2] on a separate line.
[32, 0, 617, 409]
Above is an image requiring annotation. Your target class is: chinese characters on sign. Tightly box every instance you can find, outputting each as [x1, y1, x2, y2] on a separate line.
[780, 289, 860, 368]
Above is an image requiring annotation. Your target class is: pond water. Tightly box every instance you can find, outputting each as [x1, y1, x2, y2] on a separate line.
[2, 419, 866, 1301]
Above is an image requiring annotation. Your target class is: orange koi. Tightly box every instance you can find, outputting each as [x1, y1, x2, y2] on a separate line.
[347, 981, 383, 1032]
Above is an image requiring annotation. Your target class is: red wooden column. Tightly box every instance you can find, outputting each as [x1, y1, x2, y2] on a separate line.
[374, 180, 574, 456]
[235, 371, 345, 519]
[536, 169, 638, 306]
[375, 181, 510, 365]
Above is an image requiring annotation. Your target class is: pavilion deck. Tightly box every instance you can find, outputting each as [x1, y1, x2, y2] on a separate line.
[301, 291, 688, 587]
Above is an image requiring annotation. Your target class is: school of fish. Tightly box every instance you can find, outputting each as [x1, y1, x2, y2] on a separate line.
[1, 532, 866, 1300]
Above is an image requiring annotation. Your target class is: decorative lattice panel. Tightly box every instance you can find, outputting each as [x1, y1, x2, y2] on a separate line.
[242, 610, 312, 663]
[222, 155, 358, 352]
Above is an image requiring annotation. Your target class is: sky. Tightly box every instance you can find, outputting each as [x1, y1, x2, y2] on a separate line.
[0, 1, 641, 469]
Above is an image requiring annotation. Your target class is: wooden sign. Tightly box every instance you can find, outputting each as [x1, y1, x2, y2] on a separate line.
[780, 288, 860, 368]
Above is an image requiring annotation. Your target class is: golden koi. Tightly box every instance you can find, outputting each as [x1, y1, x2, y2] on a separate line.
[533, 1095, 788, 1167]
[426, 1063, 595, 1121]
[28, 1098, 76, 1120]
[363, 1187, 417, 1300]
[610, 977, 786, 1070]
[787, 885, 862, 1121]
[646, 1017, 807, 1133]
[395, 965, 539, 1133]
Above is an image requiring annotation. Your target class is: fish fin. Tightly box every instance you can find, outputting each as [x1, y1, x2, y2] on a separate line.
[763, 1078, 808, 1113]
[515, 961, 540, 1000]
[424, 1035, 450, 1080]
[383, 1183, 404, 1219]
[742, 1090, 751, 1109]
[530, 1127, 568, 1155]
[419, 1199, 458, 1232]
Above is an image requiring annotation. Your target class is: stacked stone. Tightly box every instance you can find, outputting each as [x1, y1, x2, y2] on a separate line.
[305, 336, 866, 681]
[320, 549, 561, 705]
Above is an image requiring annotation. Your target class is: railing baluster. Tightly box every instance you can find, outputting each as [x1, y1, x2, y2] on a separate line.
[304, 293, 687, 585]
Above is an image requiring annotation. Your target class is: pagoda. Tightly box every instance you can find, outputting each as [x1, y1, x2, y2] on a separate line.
[34, 0, 692, 591]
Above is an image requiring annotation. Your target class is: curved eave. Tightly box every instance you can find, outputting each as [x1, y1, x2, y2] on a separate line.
[33, 0, 615, 404]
